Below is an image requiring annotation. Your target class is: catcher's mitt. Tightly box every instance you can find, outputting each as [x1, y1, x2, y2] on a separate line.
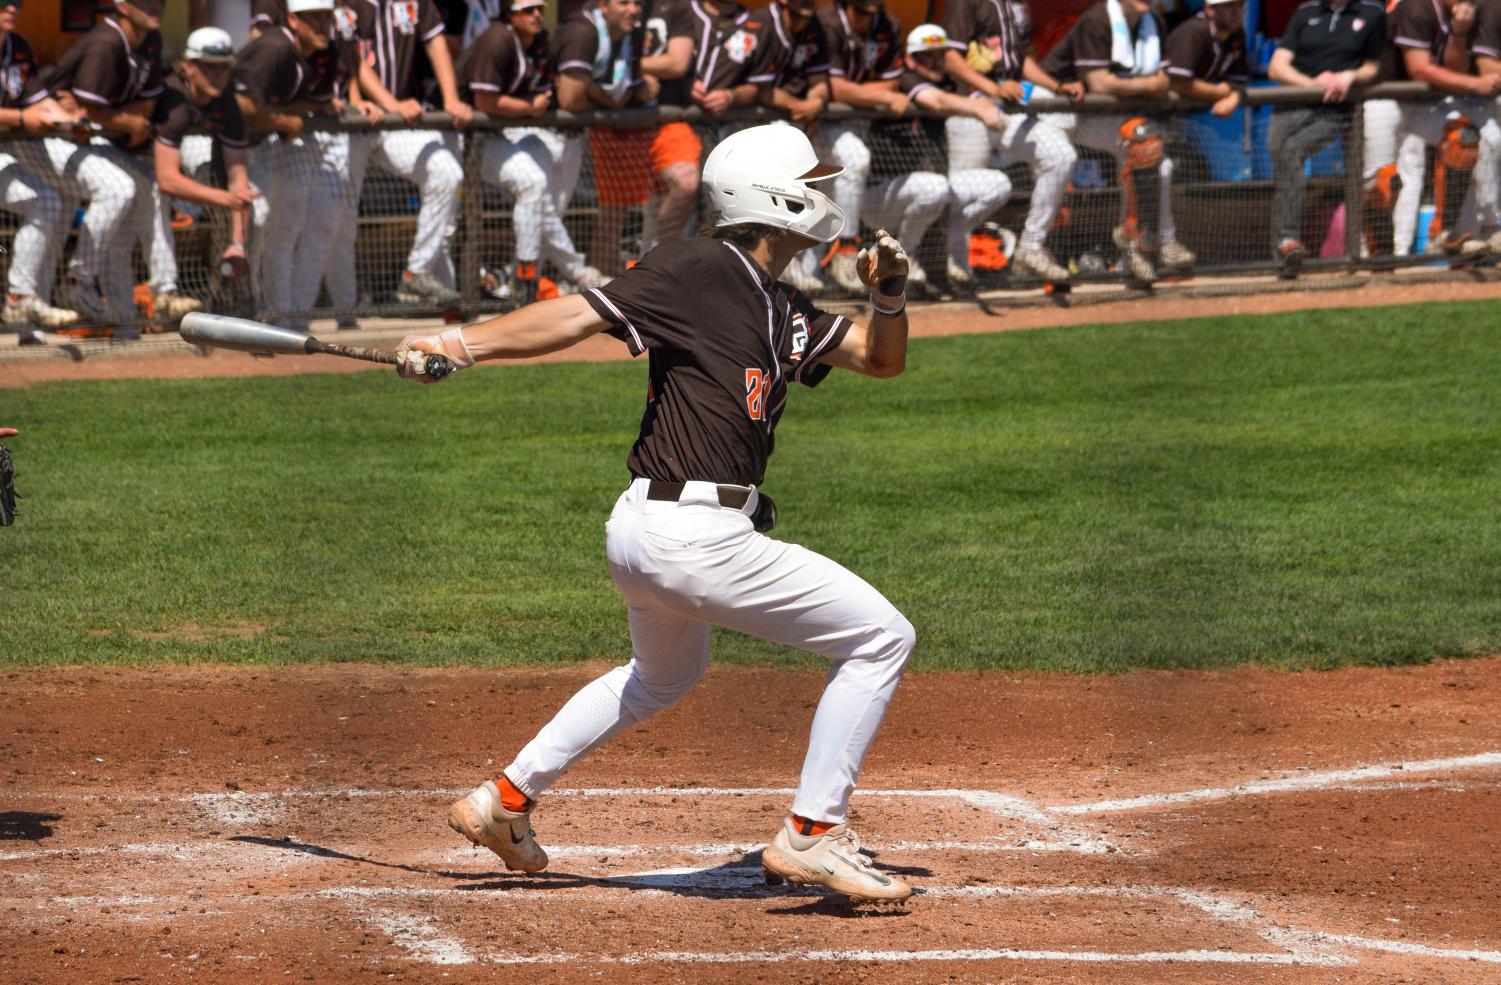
[0, 443, 17, 526]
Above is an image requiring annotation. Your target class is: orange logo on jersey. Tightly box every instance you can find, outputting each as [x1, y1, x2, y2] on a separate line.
[745, 368, 768, 421]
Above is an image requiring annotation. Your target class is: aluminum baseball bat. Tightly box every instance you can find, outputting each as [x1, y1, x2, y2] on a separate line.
[179, 313, 454, 381]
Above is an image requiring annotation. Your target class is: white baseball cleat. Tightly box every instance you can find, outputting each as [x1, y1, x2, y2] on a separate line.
[1158, 238, 1196, 271]
[3, 294, 80, 327]
[447, 780, 549, 873]
[761, 818, 912, 901]
[1011, 246, 1070, 283]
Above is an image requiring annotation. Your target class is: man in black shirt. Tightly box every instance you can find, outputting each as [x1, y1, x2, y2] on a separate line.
[1265, 0, 1386, 271]
[398, 124, 918, 903]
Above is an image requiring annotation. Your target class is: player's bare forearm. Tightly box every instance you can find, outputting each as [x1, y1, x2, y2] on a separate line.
[829, 77, 900, 108]
[820, 310, 907, 378]
[944, 49, 998, 98]
[1170, 77, 1231, 103]
[462, 295, 610, 360]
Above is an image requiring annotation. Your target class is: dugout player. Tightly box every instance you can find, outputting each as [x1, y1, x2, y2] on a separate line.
[235, 0, 341, 329]
[397, 123, 918, 902]
[0, 1, 83, 341]
[460, 0, 604, 302]
[1384, 0, 1501, 257]
[817, 0, 906, 294]
[349, 0, 472, 308]
[554, 0, 654, 274]
[1266, 0, 1386, 270]
[940, 0, 1081, 285]
[1038, 0, 1197, 285]
[1163, 0, 1249, 117]
[885, 24, 1012, 292]
[147, 29, 256, 324]
[19, 0, 165, 337]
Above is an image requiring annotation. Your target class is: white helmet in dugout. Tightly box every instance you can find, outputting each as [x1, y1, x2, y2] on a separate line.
[701, 124, 847, 244]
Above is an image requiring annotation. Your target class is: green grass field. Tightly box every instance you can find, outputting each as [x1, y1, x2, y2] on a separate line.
[2, 300, 1498, 672]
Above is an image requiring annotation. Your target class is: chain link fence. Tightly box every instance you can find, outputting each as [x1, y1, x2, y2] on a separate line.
[0, 81, 1488, 335]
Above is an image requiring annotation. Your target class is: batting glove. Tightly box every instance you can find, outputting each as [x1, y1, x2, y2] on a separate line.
[856, 229, 909, 314]
[397, 327, 475, 384]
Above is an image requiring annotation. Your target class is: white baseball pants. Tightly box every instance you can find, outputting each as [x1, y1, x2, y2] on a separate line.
[505, 479, 915, 823]
[249, 135, 330, 326]
[813, 121, 873, 240]
[0, 151, 70, 300]
[1040, 101, 1178, 244]
[1391, 96, 1501, 256]
[141, 135, 217, 297]
[17, 136, 155, 317]
[481, 128, 587, 279]
[947, 112, 1074, 253]
[1362, 98, 1400, 180]
[371, 129, 464, 286]
[864, 171, 950, 263]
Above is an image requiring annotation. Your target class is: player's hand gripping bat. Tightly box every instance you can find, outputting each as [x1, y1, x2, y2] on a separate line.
[179, 313, 455, 381]
[856, 229, 909, 302]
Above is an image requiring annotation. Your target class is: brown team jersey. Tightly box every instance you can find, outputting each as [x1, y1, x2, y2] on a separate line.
[648, 0, 756, 104]
[1039, 2, 1167, 83]
[1386, 0, 1465, 81]
[819, 0, 904, 84]
[353, 0, 446, 103]
[744, 10, 830, 98]
[553, 12, 645, 101]
[27, 18, 164, 108]
[153, 73, 250, 149]
[1163, 12, 1250, 84]
[1474, 0, 1501, 62]
[943, 0, 1034, 89]
[234, 26, 316, 108]
[582, 236, 852, 487]
[458, 21, 553, 102]
[0, 33, 39, 110]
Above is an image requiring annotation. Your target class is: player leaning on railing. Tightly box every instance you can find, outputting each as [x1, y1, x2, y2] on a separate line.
[396, 123, 919, 903]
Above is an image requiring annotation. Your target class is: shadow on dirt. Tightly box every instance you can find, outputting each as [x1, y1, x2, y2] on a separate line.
[0, 811, 61, 841]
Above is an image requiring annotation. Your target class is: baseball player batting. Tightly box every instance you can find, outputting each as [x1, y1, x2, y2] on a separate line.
[397, 122, 916, 902]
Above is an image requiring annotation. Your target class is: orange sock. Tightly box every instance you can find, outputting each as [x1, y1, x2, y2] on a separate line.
[790, 813, 835, 837]
[497, 775, 533, 813]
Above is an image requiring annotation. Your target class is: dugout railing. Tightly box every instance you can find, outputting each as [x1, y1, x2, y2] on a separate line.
[0, 81, 1480, 331]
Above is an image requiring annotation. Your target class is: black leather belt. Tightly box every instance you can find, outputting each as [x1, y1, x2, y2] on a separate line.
[646, 480, 752, 511]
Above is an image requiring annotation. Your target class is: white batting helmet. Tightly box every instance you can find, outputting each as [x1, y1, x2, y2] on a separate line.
[701, 124, 846, 244]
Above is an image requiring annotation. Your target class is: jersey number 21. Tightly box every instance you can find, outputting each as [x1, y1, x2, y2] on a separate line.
[745, 368, 768, 421]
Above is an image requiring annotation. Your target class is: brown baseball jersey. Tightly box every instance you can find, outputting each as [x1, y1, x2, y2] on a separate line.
[458, 21, 553, 102]
[353, 0, 446, 103]
[153, 72, 250, 150]
[868, 69, 950, 177]
[645, 0, 701, 106]
[745, 10, 830, 97]
[1387, 0, 1465, 80]
[1474, 0, 1501, 62]
[27, 17, 165, 108]
[553, 12, 645, 101]
[1039, 1, 1167, 83]
[0, 33, 39, 110]
[819, 0, 904, 84]
[943, 0, 1034, 90]
[234, 26, 315, 108]
[1163, 11, 1250, 84]
[583, 236, 852, 487]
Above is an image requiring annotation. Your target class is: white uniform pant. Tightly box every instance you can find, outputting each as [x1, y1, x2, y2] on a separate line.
[250, 135, 330, 325]
[813, 121, 872, 240]
[371, 129, 463, 286]
[505, 479, 915, 823]
[1041, 102, 1178, 244]
[947, 112, 1074, 252]
[864, 171, 950, 265]
[142, 135, 217, 296]
[1362, 98, 1400, 180]
[1392, 96, 1501, 256]
[16, 136, 155, 317]
[0, 151, 70, 299]
[481, 128, 586, 278]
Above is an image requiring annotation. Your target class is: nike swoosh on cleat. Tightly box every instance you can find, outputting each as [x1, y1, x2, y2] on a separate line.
[509, 828, 526, 845]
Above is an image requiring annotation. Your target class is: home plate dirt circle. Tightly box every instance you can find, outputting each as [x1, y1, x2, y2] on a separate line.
[4, 660, 1501, 984]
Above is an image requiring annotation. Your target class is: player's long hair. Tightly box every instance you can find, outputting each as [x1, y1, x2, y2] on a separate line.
[698, 223, 787, 250]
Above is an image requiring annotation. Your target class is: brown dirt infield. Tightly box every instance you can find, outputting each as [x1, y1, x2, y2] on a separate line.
[4, 659, 1500, 984]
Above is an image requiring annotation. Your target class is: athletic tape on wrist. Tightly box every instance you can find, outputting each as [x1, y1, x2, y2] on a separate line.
[438, 326, 476, 368]
[870, 294, 906, 316]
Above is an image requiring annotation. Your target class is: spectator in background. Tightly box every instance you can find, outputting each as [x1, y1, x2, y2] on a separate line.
[554, 0, 654, 274]
[1163, 0, 1248, 117]
[19, 0, 165, 337]
[234, 0, 338, 328]
[816, 0, 905, 295]
[941, 0, 1080, 285]
[745, 0, 831, 295]
[874, 24, 1012, 293]
[1385, 0, 1501, 257]
[0, 0, 85, 341]
[350, 0, 472, 308]
[1265, 0, 1385, 272]
[1037, 0, 1196, 284]
[461, 0, 604, 301]
[149, 28, 256, 322]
